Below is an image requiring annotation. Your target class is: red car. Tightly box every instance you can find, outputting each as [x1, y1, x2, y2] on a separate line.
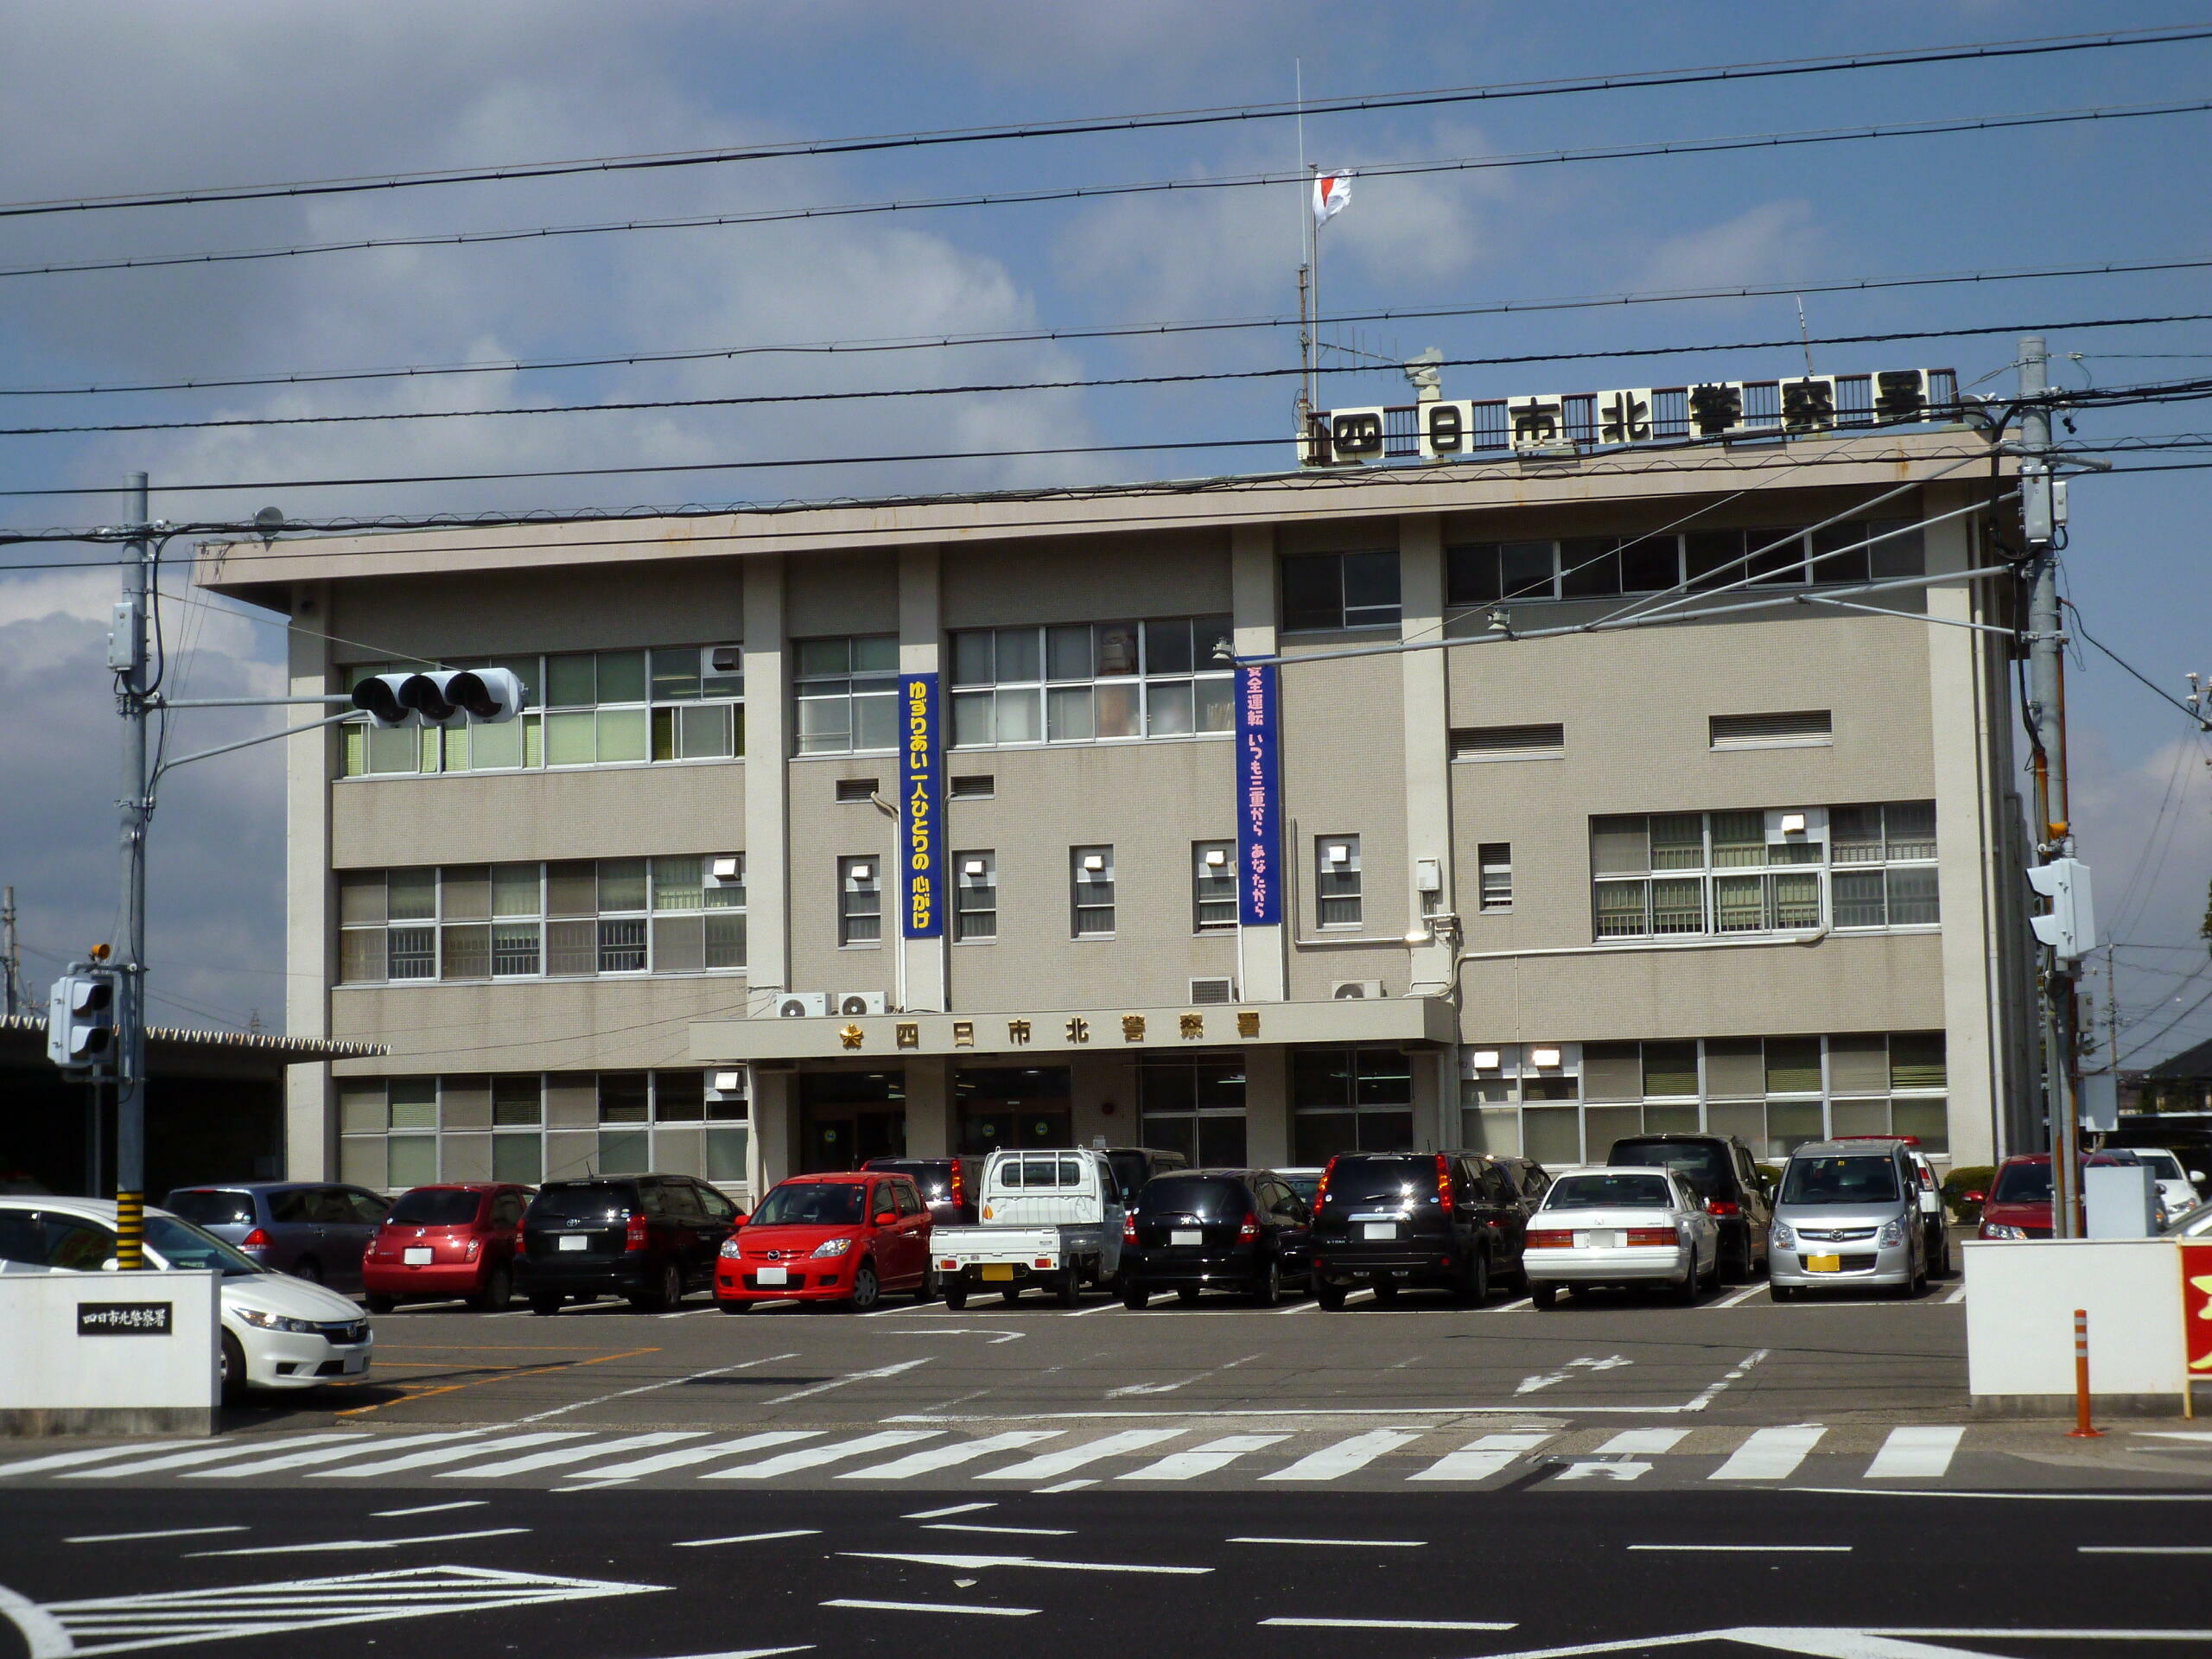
[716, 1172, 933, 1313]
[1976, 1153, 2137, 1240]
[362, 1182, 534, 1313]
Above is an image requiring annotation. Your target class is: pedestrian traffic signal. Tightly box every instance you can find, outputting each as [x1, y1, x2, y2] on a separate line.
[2026, 857, 2096, 963]
[47, 970, 118, 1071]
[350, 667, 524, 728]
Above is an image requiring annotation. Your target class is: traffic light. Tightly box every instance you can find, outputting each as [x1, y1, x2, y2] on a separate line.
[351, 667, 524, 728]
[2026, 857, 2097, 962]
[47, 970, 118, 1071]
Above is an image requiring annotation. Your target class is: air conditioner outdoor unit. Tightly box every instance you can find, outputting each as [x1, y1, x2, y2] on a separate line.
[1331, 979, 1383, 1000]
[1189, 977, 1236, 1006]
[775, 992, 830, 1018]
[836, 991, 888, 1017]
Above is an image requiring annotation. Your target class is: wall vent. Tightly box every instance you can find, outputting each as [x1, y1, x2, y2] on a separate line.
[1710, 709, 1834, 749]
[835, 779, 879, 804]
[1189, 977, 1236, 1005]
[949, 774, 996, 799]
[1451, 721, 1565, 761]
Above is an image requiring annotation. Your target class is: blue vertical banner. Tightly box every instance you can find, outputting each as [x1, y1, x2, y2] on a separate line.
[1236, 663, 1282, 925]
[901, 670, 944, 939]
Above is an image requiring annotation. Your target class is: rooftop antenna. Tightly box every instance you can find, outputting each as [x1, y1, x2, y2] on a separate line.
[1795, 296, 1815, 378]
[1295, 59, 1314, 454]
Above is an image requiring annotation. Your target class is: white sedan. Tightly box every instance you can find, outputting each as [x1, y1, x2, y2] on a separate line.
[0, 1195, 372, 1401]
[1523, 1166, 1720, 1307]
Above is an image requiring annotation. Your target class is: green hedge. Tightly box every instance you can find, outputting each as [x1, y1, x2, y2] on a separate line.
[1942, 1165, 1996, 1223]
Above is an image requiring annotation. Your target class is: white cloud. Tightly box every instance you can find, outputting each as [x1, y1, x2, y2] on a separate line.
[1637, 199, 1826, 294]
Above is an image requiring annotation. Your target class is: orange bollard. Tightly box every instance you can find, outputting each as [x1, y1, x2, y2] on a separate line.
[2067, 1306, 2105, 1439]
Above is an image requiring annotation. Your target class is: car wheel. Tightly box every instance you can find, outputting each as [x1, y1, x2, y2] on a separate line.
[1001, 1286, 1023, 1306]
[1175, 1286, 1201, 1306]
[470, 1266, 512, 1313]
[1252, 1256, 1281, 1308]
[1370, 1281, 1399, 1306]
[1122, 1281, 1148, 1310]
[1530, 1283, 1558, 1311]
[850, 1262, 881, 1312]
[1314, 1281, 1347, 1311]
[1718, 1231, 1748, 1286]
[1452, 1250, 1490, 1307]
[529, 1294, 561, 1316]
[916, 1265, 938, 1305]
[293, 1257, 324, 1286]
[363, 1293, 396, 1315]
[944, 1282, 968, 1311]
[1058, 1269, 1082, 1309]
[718, 1299, 749, 1314]
[219, 1330, 248, 1404]
[1770, 1284, 1796, 1304]
[1676, 1260, 1701, 1305]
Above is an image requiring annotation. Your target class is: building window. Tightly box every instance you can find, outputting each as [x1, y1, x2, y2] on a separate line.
[955, 852, 998, 942]
[1071, 846, 1116, 938]
[338, 854, 744, 983]
[340, 645, 741, 778]
[1281, 550, 1400, 632]
[1315, 836, 1362, 928]
[1478, 843, 1514, 912]
[1446, 521, 1925, 609]
[947, 616, 1234, 749]
[1192, 841, 1236, 931]
[1292, 1047, 1414, 1165]
[1588, 802, 1937, 943]
[1139, 1056, 1248, 1166]
[839, 857, 882, 946]
[795, 634, 899, 755]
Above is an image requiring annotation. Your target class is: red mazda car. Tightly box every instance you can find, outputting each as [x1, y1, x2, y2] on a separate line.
[716, 1171, 932, 1313]
[1976, 1152, 2141, 1240]
[363, 1182, 534, 1312]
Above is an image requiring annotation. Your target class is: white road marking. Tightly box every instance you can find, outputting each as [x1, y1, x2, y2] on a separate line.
[637, 1649, 815, 1658]
[1596, 1429, 1692, 1455]
[2132, 1431, 2212, 1442]
[886, 1328, 1026, 1344]
[190, 1527, 531, 1557]
[1710, 1425, 1827, 1481]
[313, 1433, 591, 1478]
[1628, 1544, 1853, 1553]
[1230, 1535, 1424, 1548]
[1943, 1283, 1969, 1304]
[841, 1551, 1211, 1576]
[1710, 1286, 1764, 1309]
[673, 1529, 822, 1548]
[1866, 1427, 1965, 1479]
[2079, 1546, 2212, 1554]
[1261, 1429, 1423, 1482]
[1410, 1432, 1552, 1483]
[1104, 1354, 1259, 1397]
[1492, 1297, 1535, 1313]
[705, 1430, 941, 1479]
[1273, 1300, 1319, 1313]
[1262, 1617, 1517, 1630]
[978, 1428, 1184, 1482]
[65, 1525, 247, 1544]
[441, 1432, 707, 1479]
[188, 1433, 486, 1479]
[823, 1599, 1037, 1618]
[924, 1523, 1074, 1537]
[564, 1431, 823, 1483]
[1036, 1478, 1096, 1492]
[517, 1351, 800, 1423]
[372, 1501, 487, 1517]
[1797, 1488, 2212, 1502]
[1681, 1348, 1771, 1413]
[766, 1357, 933, 1405]
[1516, 1355, 1632, 1395]
[903, 1502, 995, 1519]
[1118, 1433, 1290, 1480]
[0, 1440, 177, 1478]
[657, 1305, 720, 1319]
[60, 1433, 365, 1480]
[839, 1431, 1060, 1481]
[1066, 1298, 1126, 1316]
[1555, 1461, 1650, 1482]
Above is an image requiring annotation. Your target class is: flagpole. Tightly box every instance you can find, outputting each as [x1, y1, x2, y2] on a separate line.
[1296, 60, 1315, 433]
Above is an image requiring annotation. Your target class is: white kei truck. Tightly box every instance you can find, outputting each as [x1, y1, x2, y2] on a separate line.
[932, 1147, 1126, 1308]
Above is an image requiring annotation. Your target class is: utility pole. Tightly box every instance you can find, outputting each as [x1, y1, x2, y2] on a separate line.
[2, 885, 19, 1017]
[114, 472, 152, 1269]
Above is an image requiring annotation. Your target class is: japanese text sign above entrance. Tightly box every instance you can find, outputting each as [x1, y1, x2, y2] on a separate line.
[1236, 664, 1281, 926]
[902, 671, 944, 939]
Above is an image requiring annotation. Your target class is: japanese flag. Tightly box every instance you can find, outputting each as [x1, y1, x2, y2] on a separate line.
[1313, 168, 1352, 226]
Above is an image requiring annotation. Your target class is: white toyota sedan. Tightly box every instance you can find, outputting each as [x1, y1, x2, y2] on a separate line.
[0, 1195, 372, 1400]
[1522, 1166, 1719, 1307]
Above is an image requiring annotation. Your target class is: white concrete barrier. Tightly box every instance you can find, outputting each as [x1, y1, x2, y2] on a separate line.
[1964, 1238, 2188, 1416]
[0, 1268, 220, 1436]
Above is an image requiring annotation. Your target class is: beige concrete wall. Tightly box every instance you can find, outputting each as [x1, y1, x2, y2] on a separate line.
[285, 584, 336, 1179]
[788, 550, 898, 639]
[788, 757, 902, 1004]
[330, 976, 750, 1076]
[330, 561, 742, 664]
[942, 532, 1230, 629]
[331, 762, 745, 868]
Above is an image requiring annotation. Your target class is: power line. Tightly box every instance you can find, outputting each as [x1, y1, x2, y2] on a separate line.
[2063, 600, 2212, 731]
[9, 254, 2207, 401]
[10, 23, 2203, 219]
[12, 99, 2209, 283]
[2122, 980, 2212, 1064]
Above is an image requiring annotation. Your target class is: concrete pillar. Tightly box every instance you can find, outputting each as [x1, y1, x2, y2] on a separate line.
[286, 582, 334, 1179]
[1230, 523, 1287, 1002]
[1243, 1047, 1290, 1166]
[899, 545, 948, 1013]
[904, 1056, 951, 1158]
[753, 1069, 796, 1188]
[1397, 516, 1457, 997]
[743, 556, 791, 1015]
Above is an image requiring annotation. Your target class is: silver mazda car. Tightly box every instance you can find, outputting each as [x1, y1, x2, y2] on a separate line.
[1769, 1140, 1928, 1300]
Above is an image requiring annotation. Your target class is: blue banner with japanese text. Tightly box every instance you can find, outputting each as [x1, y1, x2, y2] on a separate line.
[1236, 663, 1282, 926]
[901, 671, 945, 938]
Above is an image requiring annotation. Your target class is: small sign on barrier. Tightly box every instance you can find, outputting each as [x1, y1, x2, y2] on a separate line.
[76, 1301, 174, 1337]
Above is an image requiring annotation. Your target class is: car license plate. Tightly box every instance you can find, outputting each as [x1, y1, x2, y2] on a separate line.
[1363, 1222, 1396, 1240]
[755, 1266, 788, 1286]
[981, 1263, 1014, 1281]
[557, 1234, 588, 1252]
[1588, 1230, 1618, 1249]
[1170, 1230, 1203, 1246]
[1805, 1254, 1842, 1273]
[403, 1247, 433, 1266]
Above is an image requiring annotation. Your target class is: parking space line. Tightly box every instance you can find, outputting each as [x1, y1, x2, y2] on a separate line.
[1409, 1433, 1551, 1483]
[1628, 1543, 1851, 1552]
[1710, 1285, 1764, 1309]
[1230, 1536, 1424, 1548]
[1866, 1426, 1965, 1478]
[1272, 1299, 1318, 1313]
[188, 1527, 531, 1558]
[924, 1522, 1074, 1537]
[1709, 1425, 1827, 1481]
[824, 1599, 1037, 1618]
[517, 1350, 800, 1423]
[979, 1428, 1183, 1483]
[766, 1357, 932, 1405]
[1262, 1618, 1516, 1631]
[673, 1529, 822, 1548]
[1261, 1429, 1423, 1483]
[842, 1550, 1210, 1576]
[1065, 1297, 1126, 1316]
[65, 1525, 248, 1544]
[837, 1432, 1061, 1481]
[2079, 1546, 2212, 1554]
[1491, 1297, 1535, 1313]
[563, 1431, 822, 1483]
[1119, 1433, 1290, 1481]
[1943, 1283, 1970, 1305]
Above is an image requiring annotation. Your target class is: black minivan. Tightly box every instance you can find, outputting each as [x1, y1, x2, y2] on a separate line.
[1120, 1169, 1312, 1307]
[517, 1174, 742, 1314]
[1606, 1134, 1772, 1281]
[1309, 1152, 1537, 1308]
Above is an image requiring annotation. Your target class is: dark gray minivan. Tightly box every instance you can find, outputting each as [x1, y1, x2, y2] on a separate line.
[162, 1181, 391, 1292]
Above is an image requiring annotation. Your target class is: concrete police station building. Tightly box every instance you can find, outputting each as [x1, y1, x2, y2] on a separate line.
[196, 371, 2035, 1204]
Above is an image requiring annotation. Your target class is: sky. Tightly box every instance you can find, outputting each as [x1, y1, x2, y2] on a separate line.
[0, 1, 2206, 1064]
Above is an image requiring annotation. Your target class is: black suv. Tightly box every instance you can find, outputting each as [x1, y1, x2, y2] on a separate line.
[1606, 1134, 1772, 1281]
[518, 1174, 741, 1314]
[861, 1157, 981, 1225]
[1121, 1168, 1313, 1307]
[1309, 1151, 1542, 1308]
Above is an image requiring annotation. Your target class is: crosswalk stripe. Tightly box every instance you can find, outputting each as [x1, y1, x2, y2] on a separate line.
[1709, 1425, 1826, 1481]
[837, 1432, 1062, 1481]
[438, 1432, 705, 1479]
[60, 1433, 365, 1480]
[1261, 1429, 1423, 1482]
[977, 1428, 1185, 1483]
[1865, 1425, 1964, 1478]
[703, 1430, 940, 1480]
[1594, 1428, 1692, 1456]
[310, 1433, 590, 1478]
[563, 1431, 823, 1482]
[0, 1440, 181, 1478]
[187, 1433, 486, 1479]
[1408, 1432, 1551, 1483]
[1119, 1433, 1290, 1481]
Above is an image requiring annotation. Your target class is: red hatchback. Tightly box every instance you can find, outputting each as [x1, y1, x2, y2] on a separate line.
[363, 1182, 534, 1312]
[716, 1172, 933, 1313]
[1977, 1153, 2134, 1240]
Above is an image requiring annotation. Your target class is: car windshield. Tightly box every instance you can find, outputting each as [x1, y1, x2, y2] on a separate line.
[1281, 1173, 1320, 1205]
[1139, 1176, 1244, 1217]
[1990, 1162, 2055, 1205]
[531, 1185, 639, 1223]
[1780, 1156, 1902, 1206]
[146, 1215, 264, 1277]
[1319, 1157, 1438, 1206]
[1547, 1173, 1675, 1211]
[163, 1189, 255, 1227]
[2131, 1149, 2186, 1180]
[386, 1190, 485, 1227]
[751, 1184, 868, 1226]
[866, 1161, 947, 1194]
[1610, 1141, 1728, 1195]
